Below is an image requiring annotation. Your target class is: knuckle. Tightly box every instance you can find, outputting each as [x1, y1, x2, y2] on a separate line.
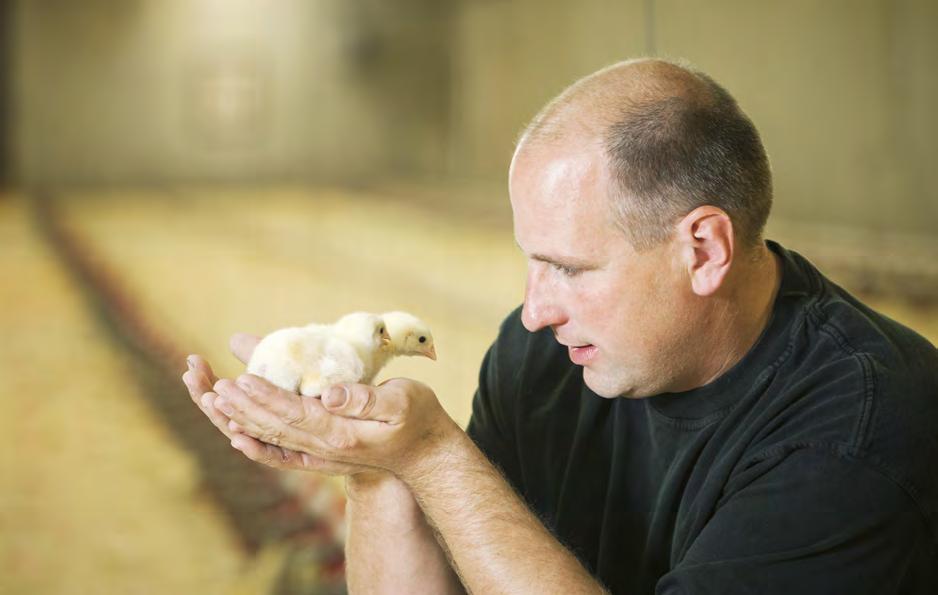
[201, 391, 217, 409]
[283, 406, 307, 427]
[267, 428, 284, 445]
[360, 390, 377, 418]
[348, 384, 367, 401]
[328, 429, 358, 451]
[259, 448, 282, 468]
[236, 374, 261, 394]
[350, 385, 376, 416]
[214, 394, 236, 415]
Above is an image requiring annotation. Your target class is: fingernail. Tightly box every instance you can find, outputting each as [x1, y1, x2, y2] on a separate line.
[324, 386, 349, 408]
[186, 357, 194, 371]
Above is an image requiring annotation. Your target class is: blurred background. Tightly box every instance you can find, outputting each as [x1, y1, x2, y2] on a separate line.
[1, 1, 936, 593]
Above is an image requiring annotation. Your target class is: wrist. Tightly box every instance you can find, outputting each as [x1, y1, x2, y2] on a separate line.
[346, 469, 405, 501]
[397, 418, 470, 492]
[345, 470, 426, 530]
[345, 470, 422, 512]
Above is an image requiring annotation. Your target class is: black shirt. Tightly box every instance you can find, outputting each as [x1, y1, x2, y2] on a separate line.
[466, 241, 938, 594]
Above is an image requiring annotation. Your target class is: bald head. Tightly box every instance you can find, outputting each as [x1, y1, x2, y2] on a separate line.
[517, 58, 772, 251]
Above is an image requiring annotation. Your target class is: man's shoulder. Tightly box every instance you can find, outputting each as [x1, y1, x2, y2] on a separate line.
[812, 292, 938, 527]
[772, 244, 936, 408]
[793, 254, 938, 426]
[751, 246, 938, 540]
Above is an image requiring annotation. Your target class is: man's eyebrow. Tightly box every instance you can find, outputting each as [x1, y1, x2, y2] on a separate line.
[514, 240, 596, 268]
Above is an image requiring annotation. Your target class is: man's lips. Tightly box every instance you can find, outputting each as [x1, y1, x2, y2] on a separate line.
[567, 344, 598, 365]
[553, 331, 598, 365]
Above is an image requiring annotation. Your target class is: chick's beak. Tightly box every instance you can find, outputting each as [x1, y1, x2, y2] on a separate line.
[381, 335, 391, 347]
[423, 345, 437, 361]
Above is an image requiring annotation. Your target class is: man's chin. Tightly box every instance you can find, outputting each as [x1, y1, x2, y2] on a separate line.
[582, 368, 632, 399]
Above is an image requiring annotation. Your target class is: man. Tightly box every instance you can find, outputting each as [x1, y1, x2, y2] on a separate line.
[182, 59, 938, 593]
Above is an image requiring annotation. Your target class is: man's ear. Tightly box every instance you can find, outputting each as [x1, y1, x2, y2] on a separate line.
[675, 206, 734, 296]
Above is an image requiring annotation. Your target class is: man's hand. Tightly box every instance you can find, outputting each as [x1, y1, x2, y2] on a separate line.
[210, 368, 462, 481]
[181, 332, 371, 476]
[182, 333, 466, 593]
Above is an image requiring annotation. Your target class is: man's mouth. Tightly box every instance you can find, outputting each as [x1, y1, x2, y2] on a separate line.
[568, 344, 598, 365]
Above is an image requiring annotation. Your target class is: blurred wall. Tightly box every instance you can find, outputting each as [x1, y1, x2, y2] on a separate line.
[8, 0, 937, 238]
[450, 0, 938, 237]
[449, 0, 648, 176]
[10, 0, 450, 186]
[655, 0, 938, 236]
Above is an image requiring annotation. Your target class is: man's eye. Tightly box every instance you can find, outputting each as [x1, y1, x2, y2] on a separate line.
[552, 263, 581, 277]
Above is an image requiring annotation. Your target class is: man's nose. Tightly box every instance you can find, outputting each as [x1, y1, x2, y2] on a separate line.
[521, 267, 565, 332]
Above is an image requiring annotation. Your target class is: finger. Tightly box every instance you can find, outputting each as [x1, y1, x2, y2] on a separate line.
[230, 433, 306, 470]
[234, 373, 308, 424]
[182, 368, 212, 404]
[186, 354, 218, 385]
[213, 379, 277, 433]
[229, 333, 261, 365]
[230, 434, 369, 475]
[322, 383, 405, 423]
[214, 379, 321, 452]
[182, 365, 237, 440]
[200, 391, 235, 439]
[226, 380, 366, 459]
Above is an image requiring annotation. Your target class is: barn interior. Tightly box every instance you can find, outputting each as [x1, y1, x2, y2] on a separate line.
[1, 1, 936, 593]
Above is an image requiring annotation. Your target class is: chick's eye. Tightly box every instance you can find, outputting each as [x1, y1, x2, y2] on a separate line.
[419, 336, 426, 343]
[378, 327, 385, 334]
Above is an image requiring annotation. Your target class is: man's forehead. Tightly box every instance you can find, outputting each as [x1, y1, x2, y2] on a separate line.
[509, 141, 606, 206]
[511, 182, 626, 264]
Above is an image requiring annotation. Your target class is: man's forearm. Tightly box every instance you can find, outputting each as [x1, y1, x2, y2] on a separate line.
[402, 427, 608, 595]
[345, 471, 464, 594]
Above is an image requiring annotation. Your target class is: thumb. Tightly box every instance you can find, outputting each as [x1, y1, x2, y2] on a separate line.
[230, 332, 261, 364]
[323, 384, 402, 423]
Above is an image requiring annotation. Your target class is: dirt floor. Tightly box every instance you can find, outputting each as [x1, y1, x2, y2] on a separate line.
[0, 195, 284, 595]
[1, 186, 935, 594]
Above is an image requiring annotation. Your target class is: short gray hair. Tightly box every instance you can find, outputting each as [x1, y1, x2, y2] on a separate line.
[522, 60, 773, 252]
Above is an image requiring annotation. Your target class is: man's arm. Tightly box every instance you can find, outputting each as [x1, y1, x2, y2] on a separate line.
[212, 376, 609, 594]
[403, 424, 607, 595]
[182, 339, 463, 594]
[345, 472, 464, 594]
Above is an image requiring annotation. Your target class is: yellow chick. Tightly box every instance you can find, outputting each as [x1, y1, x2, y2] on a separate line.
[246, 312, 390, 397]
[246, 311, 437, 397]
[381, 310, 437, 362]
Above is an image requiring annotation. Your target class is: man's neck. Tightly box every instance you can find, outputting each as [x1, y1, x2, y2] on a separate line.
[692, 244, 782, 389]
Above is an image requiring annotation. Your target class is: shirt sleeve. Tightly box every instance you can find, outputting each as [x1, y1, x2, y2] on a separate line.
[656, 447, 935, 595]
